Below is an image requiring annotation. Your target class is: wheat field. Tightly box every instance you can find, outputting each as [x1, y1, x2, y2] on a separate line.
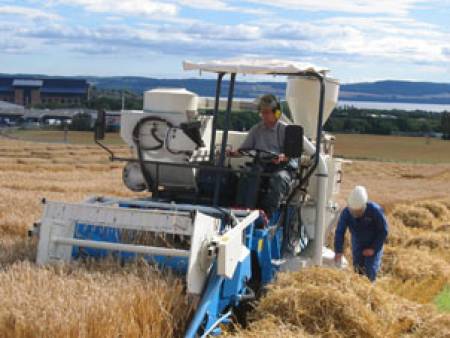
[0, 135, 449, 337]
[334, 133, 450, 163]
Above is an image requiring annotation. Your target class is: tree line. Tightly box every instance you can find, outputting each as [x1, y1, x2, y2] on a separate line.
[212, 107, 450, 139]
[66, 107, 450, 140]
[324, 107, 450, 138]
[31, 89, 450, 139]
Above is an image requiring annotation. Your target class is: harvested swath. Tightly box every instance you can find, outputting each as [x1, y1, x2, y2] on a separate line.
[379, 247, 449, 303]
[385, 213, 413, 246]
[232, 317, 309, 338]
[416, 201, 448, 219]
[378, 275, 448, 305]
[438, 199, 450, 211]
[405, 232, 450, 251]
[392, 205, 434, 229]
[436, 224, 450, 232]
[372, 199, 450, 305]
[247, 268, 388, 337]
[238, 268, 449, 338]
[413, 314, 450, 338]
[381, 247, 449, 281]
[0, 260, 192, 338]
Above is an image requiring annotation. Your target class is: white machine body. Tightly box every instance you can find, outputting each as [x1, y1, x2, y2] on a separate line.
[120, 88, 213, 190]
[286, 76, 340, 139]
[143, 88, 198, 118]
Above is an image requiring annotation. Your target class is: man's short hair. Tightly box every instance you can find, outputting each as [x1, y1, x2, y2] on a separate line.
[257, 94, 280, 113]
[257, 94, 282, 119]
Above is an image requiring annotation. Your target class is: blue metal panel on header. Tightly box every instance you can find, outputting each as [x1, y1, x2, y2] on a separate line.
[72, 223, 120, 258]
[72, 223, 188, 273]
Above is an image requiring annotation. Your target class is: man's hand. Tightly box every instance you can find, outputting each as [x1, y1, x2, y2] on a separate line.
[272, 153, 287, 164]
[362, 248, 375, 257]
[226, 149, 239, 157]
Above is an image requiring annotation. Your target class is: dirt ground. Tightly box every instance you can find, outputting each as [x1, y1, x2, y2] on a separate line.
[340, 159, 450, 210]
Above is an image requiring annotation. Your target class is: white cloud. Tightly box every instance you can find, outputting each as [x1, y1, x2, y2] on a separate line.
[185, 23, 261, 40]
[0, 5, 60, 20]
[0, 23, 38, 54]
[247, 15, 450, 64]
[50, 0, 177, 17]
[171, 0, 268, 15]
[173, 0, 232, 11]
[0, 38, 30, 54]
[323, 16, 443, 39]
[314, 17, 450, 63]
[243, 0, 426, 16]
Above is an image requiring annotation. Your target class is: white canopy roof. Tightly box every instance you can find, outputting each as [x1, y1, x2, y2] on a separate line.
[183, 59, 329, 75]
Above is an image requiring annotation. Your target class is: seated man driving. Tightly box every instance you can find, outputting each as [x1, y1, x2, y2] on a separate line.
[230, 94, 297, 216]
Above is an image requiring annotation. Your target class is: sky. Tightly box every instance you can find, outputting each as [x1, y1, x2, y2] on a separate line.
[0, 0, 449, 83]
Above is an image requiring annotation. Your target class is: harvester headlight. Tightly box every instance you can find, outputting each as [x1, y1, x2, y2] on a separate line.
[122, 162, 146, 192]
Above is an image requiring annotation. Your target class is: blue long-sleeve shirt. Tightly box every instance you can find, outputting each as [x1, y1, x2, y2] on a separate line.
[334, 201, 388, 254]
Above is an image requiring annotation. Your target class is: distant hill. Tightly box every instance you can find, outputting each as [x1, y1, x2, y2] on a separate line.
[1, 73, 450, 104]
[87, 77, 450, 104]
[339, 80, 450, 104]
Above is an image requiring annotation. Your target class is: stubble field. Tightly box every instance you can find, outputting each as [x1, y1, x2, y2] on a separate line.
[0, 132, 449, 337]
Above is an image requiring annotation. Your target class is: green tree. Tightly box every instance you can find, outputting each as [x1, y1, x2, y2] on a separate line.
[442, 112, 450, 140]
[396, 117, 412, 132]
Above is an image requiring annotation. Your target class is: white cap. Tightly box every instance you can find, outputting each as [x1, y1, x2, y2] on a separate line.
[348, 186, 368, 210]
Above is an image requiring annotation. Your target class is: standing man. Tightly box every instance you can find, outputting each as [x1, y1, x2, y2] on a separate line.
[334, 186, 389, 281]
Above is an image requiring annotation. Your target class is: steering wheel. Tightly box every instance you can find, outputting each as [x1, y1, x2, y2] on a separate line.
[238, 148, 279, 162]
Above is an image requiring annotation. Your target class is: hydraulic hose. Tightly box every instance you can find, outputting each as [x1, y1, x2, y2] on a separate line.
[132, 116, 173, 193]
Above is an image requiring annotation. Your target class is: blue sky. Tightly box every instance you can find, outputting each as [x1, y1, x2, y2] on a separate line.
[0, 0, 449, 83]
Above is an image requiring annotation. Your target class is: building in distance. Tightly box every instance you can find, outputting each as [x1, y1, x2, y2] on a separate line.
[0, 77, 89, 107]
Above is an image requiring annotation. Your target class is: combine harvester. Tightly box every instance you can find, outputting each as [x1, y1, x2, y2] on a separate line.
[31, 60, 344, 337]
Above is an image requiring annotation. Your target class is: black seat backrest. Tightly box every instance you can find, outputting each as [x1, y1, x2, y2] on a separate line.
[284, 125, 303, 157]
